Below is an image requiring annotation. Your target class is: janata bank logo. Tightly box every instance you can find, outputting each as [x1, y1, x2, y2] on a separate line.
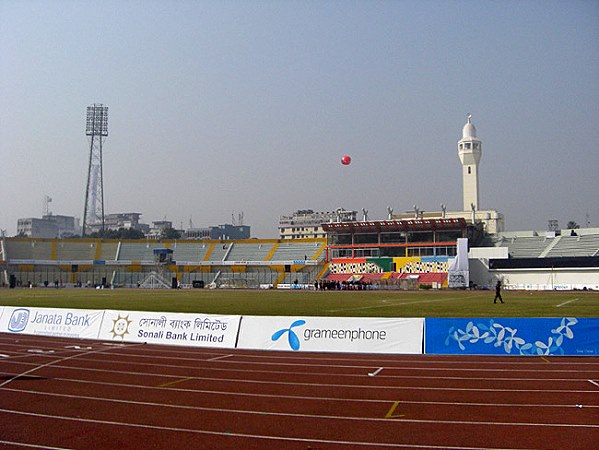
[272, 319, 306, 351]
[8, 308, 30, 332]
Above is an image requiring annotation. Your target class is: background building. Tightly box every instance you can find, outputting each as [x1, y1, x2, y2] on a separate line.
[103, 213, 148, 233]
[279, 209, 357, 239]
[147, 221, 174, 239]
[17, 215, 80, 238]
[183, 228, 211, 240]
[208, 224, 251, 240]
[182, 224, 250, 240]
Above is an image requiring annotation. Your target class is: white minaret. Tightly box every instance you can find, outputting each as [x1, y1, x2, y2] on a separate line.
[458, 113, 481, 211]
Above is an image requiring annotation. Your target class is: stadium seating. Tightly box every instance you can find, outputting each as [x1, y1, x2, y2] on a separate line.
[118, 242, 164, 261]
[3, 240, 35, 260]
[98, 241, 119, 261]
[544, 234, 599, 258]
[488, 233, 599, 259]
[4, 239, 55, 261]
[5, 231, 595, 290]
[224, 242, 274, 262]
[498, 236, 551, 258]
[170, 242, 209, 262]
[205, 242, 231, 261]
[54, 240, 98, 261]
[269, 241, 324, 261]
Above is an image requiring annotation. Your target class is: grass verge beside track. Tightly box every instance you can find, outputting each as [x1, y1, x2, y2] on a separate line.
[1, 288, 598, 318]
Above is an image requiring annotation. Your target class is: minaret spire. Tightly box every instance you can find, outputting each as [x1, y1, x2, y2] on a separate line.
[458, 114, 482, 211]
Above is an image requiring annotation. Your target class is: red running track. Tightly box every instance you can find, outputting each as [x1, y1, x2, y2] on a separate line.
[0, 332, 598, 449]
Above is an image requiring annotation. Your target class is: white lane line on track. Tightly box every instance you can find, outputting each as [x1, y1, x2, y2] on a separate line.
[0, 440, 71, 450]
[207, 354, 234, 362]
[5, 383, 598, 411]
[4, 355, 598, 383]
[588, 379, 599, 388]
[10, 348, 599, 372]
[0, 343, 145, 389]
[0, 410, 532, 450]
[556, 298, 579, 307]
[2, 361, 597, 394]
[368, 367, 384, 377]
[0, 356, 595, 393]
[1, 404, 596, 431]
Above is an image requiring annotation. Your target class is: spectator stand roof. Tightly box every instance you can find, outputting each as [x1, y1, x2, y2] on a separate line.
[322, 218, 467, 233]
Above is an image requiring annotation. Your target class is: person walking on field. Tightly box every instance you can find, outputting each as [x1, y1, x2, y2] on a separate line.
[494, 280, 504, 304]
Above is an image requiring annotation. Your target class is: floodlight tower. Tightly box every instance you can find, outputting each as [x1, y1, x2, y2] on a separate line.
[82, 104, 108, 236]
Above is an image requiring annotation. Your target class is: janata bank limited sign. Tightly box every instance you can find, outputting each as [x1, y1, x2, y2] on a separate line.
[0, 306, 104, 339]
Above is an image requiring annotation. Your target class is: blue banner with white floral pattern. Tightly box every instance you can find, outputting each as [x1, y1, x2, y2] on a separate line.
[425, 318, 599, 355]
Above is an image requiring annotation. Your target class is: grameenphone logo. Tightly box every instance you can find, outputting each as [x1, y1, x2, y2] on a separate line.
[8, 308, 30, 332]
[272, 319, 306, 351]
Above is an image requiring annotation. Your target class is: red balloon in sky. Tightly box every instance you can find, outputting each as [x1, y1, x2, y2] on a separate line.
[341, 155, 351, 165]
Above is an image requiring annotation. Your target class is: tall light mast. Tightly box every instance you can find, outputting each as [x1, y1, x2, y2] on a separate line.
[82, 104, 108, 236]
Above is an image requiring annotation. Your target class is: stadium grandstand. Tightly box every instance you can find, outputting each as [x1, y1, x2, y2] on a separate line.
[469, 228, 599, 290]
[321, 218, 468, 289]
[484, 230, 599, 259]
[2, 224, 599, 291]
[0, 217, 469, 290]
[0, 220, 465, 290]
[0, 237, 327, 289]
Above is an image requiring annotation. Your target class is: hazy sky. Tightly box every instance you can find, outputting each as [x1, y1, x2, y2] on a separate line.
[1, 0, 598, 238]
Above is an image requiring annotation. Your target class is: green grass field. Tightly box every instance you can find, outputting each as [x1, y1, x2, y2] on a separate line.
[1, 287, 598, 318]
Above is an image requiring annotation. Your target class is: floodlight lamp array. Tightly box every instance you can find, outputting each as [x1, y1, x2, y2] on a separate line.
[86, 104, 108, 136]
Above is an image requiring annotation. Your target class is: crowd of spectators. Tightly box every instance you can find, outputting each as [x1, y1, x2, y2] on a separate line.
[314, 279, 373, 290]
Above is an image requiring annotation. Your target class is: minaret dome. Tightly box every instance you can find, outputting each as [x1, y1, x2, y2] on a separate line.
[462, 113, 477, 138]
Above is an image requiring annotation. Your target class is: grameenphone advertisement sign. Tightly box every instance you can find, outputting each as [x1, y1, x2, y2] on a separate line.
[0, 306, 104, 339]
[237, 316, 424, 354]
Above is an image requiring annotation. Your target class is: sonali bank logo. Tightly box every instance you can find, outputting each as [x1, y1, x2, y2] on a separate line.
[110, 314, 132, 341]
[271, 319, 306, 351]
[8, 308, 30, 332]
